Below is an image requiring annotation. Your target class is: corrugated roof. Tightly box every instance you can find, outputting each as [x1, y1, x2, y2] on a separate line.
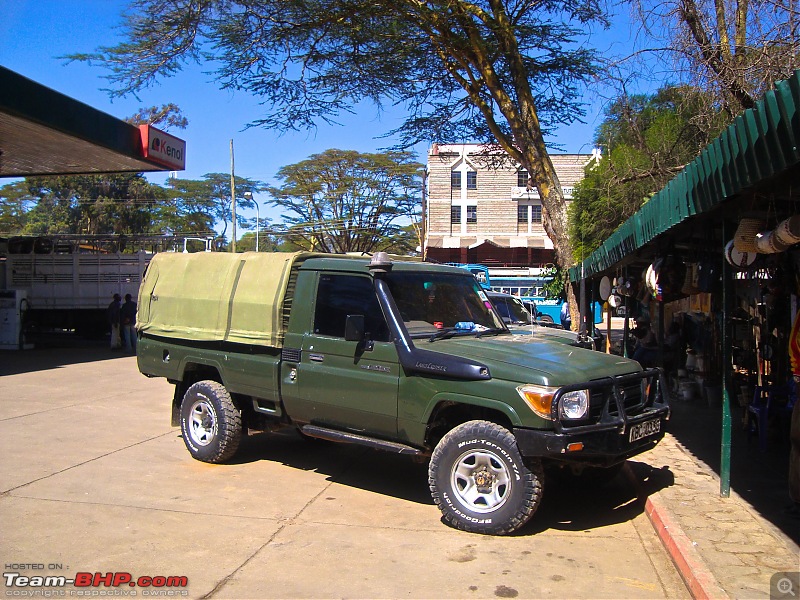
[569, 70, 800, 282]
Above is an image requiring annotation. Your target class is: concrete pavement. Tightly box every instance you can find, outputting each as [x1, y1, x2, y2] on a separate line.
[4, 336, 799, 599]
[1, 343, 687, 599]
[639, 423, 799, 599]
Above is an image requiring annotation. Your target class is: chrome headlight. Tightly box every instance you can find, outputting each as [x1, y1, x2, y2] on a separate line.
[516, 385, 589, 421]
[559, 389, 589, 420]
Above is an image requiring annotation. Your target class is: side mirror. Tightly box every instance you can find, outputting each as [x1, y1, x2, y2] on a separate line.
[344, 314, 365, 342]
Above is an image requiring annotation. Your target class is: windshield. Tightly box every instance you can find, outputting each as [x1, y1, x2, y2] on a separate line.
[386, 271, 506, 338]
[492, 295, 534, 325]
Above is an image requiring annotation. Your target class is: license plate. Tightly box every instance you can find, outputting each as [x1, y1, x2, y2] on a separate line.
[629, 418, 661, 442]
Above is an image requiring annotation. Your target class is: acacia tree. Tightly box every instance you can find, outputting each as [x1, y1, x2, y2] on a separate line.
[165, 173, 264, 242]
[625, 0, 799, 117]
[74, 0, 607, 308]
[270, 149, 421, 254]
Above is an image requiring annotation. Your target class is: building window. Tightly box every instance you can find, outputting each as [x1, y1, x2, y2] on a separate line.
[517, 204, 528, 223]
[517, 169, 528, 187]
[466, 171, 477, 189]
[466, 205, 477, 223]
[451, 205, 461, 224]
[451, 171, 461, 189]
[531, 205, 542, 223]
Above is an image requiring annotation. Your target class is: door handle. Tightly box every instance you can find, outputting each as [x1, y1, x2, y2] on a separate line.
[308, 353, 324, 362]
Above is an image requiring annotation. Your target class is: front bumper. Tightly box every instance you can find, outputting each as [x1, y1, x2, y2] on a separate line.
[514, 368, 670, 466]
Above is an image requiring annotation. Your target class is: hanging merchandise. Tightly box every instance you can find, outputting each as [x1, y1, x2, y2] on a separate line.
[599, 276, 612, 301]
[755, 229, 790, 254]
[696, 258, 719, 293]
[644, 262, 658, 298]
[657, 256, 687, 301]
[775, 215, 800, 248]
[734, 217, 766, 253]
[681, 262, 700, 295]
[616, 275, 639, 297]
[725, 240, 758, 269]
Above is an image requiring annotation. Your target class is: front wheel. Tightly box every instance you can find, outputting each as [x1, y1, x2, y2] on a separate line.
[180, 380, 242, 463]
[428, 420, 543, 535]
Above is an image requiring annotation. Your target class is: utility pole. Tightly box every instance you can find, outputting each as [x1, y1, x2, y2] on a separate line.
[230, 139, 236, 253]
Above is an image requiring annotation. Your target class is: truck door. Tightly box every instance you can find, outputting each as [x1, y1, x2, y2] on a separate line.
[297, 272, 399, 438]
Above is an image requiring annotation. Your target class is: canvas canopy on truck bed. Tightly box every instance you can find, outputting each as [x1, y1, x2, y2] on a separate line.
[137, 251, 324, 347]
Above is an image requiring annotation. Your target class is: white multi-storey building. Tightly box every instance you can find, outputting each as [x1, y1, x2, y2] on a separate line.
[425, 143, 595, 267]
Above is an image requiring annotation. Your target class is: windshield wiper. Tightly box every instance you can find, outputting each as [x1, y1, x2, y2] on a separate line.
[475, 327, 508, 338]
[428, 328, 460, 342]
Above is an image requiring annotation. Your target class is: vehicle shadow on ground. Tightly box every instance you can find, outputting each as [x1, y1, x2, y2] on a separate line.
[233, 429, 434, 504]
[0, 339, 132, 376]
[519, 461, 675, 535]
[233, 430, 675, 530]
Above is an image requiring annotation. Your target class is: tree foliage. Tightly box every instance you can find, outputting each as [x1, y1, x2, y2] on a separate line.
[269, 149, 421, 254]
[0, 173, 170, 237]
[164, 173, 264, 241]
[125, 103, 189, 129]
[72, 0, 609, 275]
[568, 85, 727, 260]
[624, 0, 799, 117]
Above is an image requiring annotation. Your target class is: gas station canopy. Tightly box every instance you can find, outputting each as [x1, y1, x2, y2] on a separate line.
[0, 67, 185, 178]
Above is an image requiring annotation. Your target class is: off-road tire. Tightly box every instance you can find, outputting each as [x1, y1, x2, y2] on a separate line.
[180, 380, 241, 463]
[429, 420, 543, 535]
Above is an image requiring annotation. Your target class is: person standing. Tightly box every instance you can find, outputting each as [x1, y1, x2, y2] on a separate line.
[120, 293, 138, 352]
[107, 294, 121, 350]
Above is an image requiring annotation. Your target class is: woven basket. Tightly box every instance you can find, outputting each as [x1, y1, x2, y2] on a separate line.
[774, 215, 800, 247]
[733, 218, 765, 253]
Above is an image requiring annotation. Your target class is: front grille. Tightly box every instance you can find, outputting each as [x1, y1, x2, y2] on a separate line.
[554, 369, 666, 433]
[589, 381, 646, 420]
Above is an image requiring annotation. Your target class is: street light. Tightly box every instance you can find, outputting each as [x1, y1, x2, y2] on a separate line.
[243, 191, 259, 252]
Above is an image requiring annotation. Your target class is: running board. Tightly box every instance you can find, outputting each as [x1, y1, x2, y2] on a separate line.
[300, 425, 424, 456]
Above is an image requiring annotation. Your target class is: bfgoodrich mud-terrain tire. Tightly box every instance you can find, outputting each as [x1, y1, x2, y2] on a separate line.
[180, 380, 242, 463]
[429, 420, 543, 535]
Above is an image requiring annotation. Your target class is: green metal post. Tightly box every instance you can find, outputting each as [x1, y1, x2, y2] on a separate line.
[720, 221, 732, 497]
[623, 267, 630, 359]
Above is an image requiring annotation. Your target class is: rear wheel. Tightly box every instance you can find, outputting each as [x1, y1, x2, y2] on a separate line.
[180, 380, 241, 463]
[538, 314, 555, 325]
[429, 420, 543, 535]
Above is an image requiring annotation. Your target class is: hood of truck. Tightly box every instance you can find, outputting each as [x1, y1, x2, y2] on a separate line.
[420, 333, 640, 386]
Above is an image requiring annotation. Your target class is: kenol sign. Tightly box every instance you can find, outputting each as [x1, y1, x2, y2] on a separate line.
[139, 124, 186, 170]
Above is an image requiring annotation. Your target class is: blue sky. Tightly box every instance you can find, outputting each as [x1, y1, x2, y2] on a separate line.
[0, 0, 639, 224]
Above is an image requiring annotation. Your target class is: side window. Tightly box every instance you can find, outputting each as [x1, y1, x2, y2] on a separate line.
[313, 274, 390, 341]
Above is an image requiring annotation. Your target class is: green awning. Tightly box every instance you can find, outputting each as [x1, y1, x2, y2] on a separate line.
[569, 70, 800, 282]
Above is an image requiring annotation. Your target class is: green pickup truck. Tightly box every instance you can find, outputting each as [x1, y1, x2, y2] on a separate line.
[136, 251, 669, 535]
